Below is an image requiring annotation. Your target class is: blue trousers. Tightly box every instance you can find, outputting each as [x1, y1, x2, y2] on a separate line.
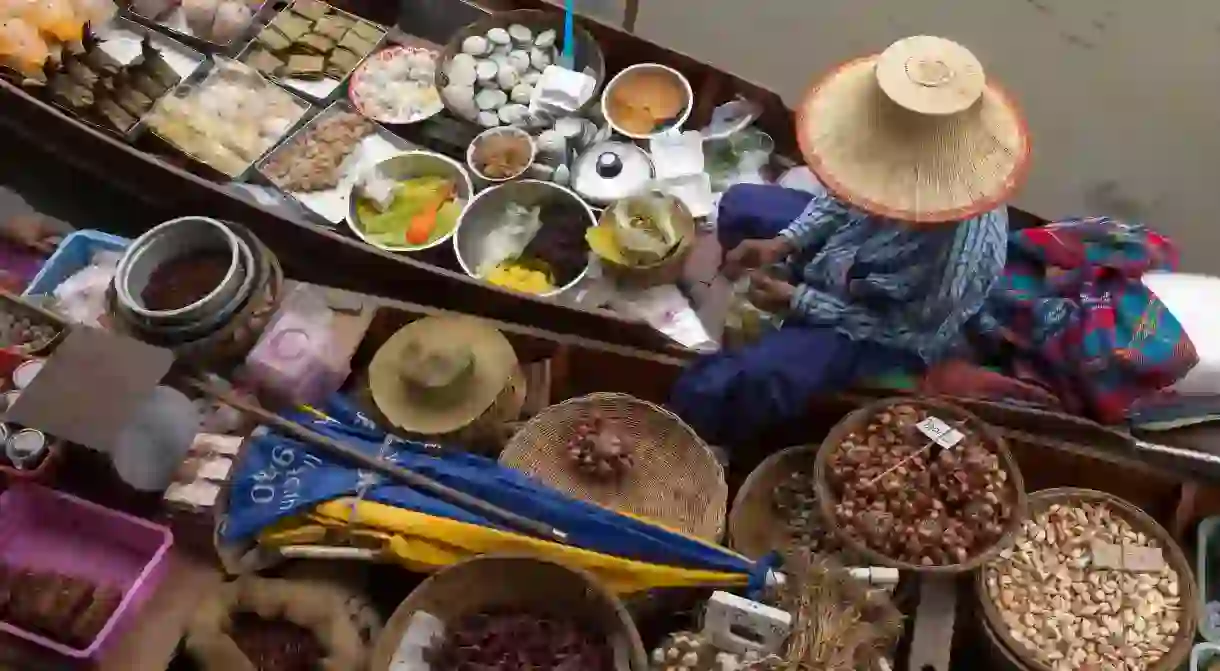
[669, 184, 918, 448]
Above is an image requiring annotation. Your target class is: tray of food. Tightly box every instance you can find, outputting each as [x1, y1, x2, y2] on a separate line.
[238, 0, 386, 101]
[124, 0, 270, 52]
[39, 17, 205, 138]
[256, 100, 417, 224]
[347, 45, 443, 125]
[143, 56, 312, 179]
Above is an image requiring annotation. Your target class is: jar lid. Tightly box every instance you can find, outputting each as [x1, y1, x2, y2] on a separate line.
[571, 141, 654, 205]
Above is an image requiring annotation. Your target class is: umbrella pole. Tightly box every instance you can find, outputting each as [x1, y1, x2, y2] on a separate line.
[182, 377, 568, 543]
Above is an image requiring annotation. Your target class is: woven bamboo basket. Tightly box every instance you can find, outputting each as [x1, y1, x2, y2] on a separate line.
[500, 392, 727, 541]
[594, 195, 698, 289]
[812, 397, 1028, 574]
[369, 555, 648, 671]
[728, 444, 820, 559]
[972, 487, 1198, 671]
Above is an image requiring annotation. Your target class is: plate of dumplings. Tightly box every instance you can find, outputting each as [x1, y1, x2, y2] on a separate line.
[436, 11, 605, 128]
[348, 46, 443, 125]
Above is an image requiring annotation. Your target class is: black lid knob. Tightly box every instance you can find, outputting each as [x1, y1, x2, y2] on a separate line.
[595, 151, 623, 178]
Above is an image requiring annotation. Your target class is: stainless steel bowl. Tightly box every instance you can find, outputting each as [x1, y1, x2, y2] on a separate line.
[345, 151, 475, 253]
[452, 179, 596, 298]
[115, 217, 253, 326]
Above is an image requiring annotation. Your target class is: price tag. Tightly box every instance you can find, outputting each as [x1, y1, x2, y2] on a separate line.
[915, 416, 965, 449]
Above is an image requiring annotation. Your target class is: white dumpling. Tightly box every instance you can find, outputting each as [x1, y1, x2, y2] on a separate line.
[442, 84, 478, 117]
[496, 67, 519, 91]
[508, 24, 532, 44]
[475, 59, 498, 83]
[529, 47, 551, 70]
[446, 57, 477, 87]
[534, 29, 556, 49]
[521, 69, 542, 86]
[406, 50, 435, 70]
[475, 88, 507, 110]
[477, 111, 501, 127]
[498, 103, 528, 124]
[461, 35, 490, 56]
[209, 0, 251, 43]
[506, 50, 530, 74]
[510, 82, 533, 104]
[486, 27, 511, 45]
[182, 0, 220, 36]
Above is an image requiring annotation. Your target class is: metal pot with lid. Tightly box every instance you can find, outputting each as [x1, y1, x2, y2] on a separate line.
[571, 141, 654, 207]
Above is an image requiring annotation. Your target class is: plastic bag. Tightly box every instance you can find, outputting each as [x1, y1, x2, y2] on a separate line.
[606, 192, 679, 265]
[475, 202, 542, 276]
[0, 17, 50, 77]
[242, 285, 343, 409]
[51, 248, 122, 326]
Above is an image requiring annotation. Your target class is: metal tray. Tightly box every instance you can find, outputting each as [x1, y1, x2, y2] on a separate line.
[254, 99, 419, 224]
[235, 0, 388, 102]
[31, 16, 206, 141]
[142, 56, 314, 181]
[120, 0, 278, 55]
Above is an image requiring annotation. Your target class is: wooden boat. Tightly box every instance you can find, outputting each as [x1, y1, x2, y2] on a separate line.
[8, 0, 1220, 540]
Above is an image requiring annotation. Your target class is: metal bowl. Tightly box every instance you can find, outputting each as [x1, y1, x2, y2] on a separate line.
[467, 127, 536, 183]
[115, 217, 252, 326]
[345, 151, 474, 253]
[452, 179, 596, 298]
[601, 63, 694, 140]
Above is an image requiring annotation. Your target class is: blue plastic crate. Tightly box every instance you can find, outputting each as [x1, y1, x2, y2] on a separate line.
[23, 230, 130, 298]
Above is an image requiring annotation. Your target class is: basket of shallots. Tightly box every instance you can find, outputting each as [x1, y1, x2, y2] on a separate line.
[370, 555, 648, 671]
[499, 392, 726, 541]
[813, 397, 1028, 574]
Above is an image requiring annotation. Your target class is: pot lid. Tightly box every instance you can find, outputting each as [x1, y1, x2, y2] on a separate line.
[571, 141, 654, 204]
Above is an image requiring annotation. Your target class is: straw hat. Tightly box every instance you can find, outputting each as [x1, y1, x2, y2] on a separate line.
[796, 35, 1030, 223]
[369, 315, 518, 435]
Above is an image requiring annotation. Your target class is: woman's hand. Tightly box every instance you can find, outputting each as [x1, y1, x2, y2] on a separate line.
[723, 237, 793, 280]
[1, 215, 62, 253]
[746, 270, 797, 314]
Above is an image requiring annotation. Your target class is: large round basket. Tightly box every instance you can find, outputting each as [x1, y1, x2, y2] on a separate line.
[500, 393, 727, 541]
[813, 397, 1027, 574]
[973, 487, 1197, 671]
[729, 444, 819, 559]
[370, 555, 648, 671]
[435, 9, 606, 121]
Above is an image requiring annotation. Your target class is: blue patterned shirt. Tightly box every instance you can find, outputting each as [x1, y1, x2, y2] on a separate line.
[778, 193, 1008, 362]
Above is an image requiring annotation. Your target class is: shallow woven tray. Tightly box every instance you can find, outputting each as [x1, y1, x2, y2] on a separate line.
[370, 555, 648, 671]
[728, 444, 818, 559]
[973, 487, 1198, 671]
[813, 396, 1028, 574]
[500, 392, 727, 541]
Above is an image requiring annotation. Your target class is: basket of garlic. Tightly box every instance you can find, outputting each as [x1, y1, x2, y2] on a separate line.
[434, 9, 605, 128]
[975, 488, 1197, 671]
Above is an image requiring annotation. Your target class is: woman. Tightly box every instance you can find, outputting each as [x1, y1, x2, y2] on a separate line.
[671, 36, 1031, 447]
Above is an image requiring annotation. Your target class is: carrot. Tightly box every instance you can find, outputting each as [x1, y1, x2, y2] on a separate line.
[404, 185, 454, 245]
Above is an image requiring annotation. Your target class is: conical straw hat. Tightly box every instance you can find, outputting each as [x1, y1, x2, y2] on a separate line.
[796, 36, 1031, 223]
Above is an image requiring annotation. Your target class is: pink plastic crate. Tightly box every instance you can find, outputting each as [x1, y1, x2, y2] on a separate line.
[0, 484, 174, 660]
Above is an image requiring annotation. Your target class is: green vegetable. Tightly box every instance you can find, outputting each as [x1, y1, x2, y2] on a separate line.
[355, 177, 464, 246]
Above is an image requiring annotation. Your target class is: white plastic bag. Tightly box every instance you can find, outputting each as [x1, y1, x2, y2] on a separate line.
[1143, 271, 1220, 394]
[475, 203, 542, 275]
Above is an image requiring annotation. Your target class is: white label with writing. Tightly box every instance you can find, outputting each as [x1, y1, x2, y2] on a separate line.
[915, 416, 965, 449]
